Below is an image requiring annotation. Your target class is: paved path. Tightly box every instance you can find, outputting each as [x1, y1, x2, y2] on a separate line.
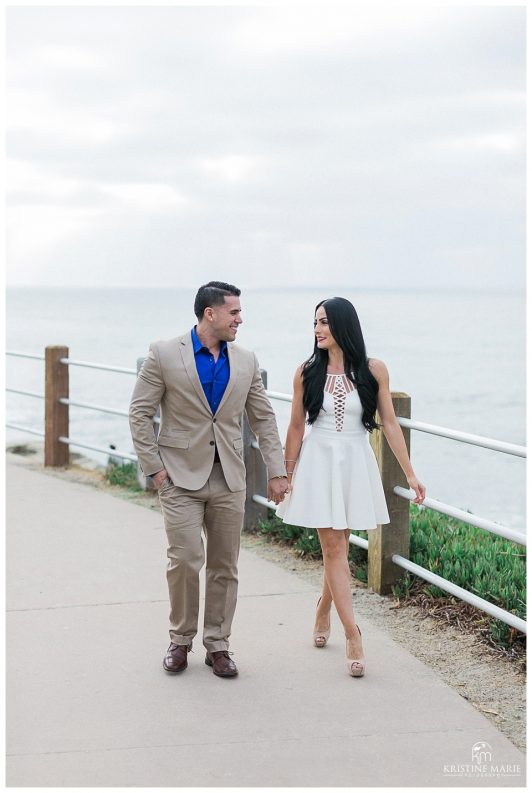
[6, 460, 526, 787]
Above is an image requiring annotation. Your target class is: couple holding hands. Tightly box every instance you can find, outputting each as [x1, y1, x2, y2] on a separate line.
[129, 281, 425, 679]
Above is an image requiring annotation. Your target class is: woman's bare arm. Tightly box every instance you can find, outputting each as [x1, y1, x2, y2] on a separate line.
[283, 366, 307, 486]
[369, 358, 426, 504]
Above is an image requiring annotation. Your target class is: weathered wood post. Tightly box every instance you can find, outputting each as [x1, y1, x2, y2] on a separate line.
[368, 392, 411, 594]
[44, 345, 69, 467]
[243, 369, 269, 530]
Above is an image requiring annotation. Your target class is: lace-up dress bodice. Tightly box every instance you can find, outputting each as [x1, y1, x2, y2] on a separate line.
[276, 372, 390, 531]
[315, 373, 362, 433]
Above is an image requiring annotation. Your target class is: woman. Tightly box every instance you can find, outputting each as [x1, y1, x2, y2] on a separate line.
[276, 297, 425, 677]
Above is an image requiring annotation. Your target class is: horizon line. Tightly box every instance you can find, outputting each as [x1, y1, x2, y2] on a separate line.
[5, 285, 524, 294]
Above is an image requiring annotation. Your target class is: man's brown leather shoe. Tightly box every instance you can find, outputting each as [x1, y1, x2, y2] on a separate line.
[163, 643, 191, 674]
[205, 650, 238, 677]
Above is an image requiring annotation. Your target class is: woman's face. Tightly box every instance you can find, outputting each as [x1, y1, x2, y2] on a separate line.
[314, 305, 336, 350]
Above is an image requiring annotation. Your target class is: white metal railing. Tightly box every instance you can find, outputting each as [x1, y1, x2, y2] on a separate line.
[59, 397, 127, 418]
[266, 388, 526, 458]
[396, 417, 525, 458]
[265, 389, 293, 404]
[6, 351, 137, 375]
[6, 351, 45, 361]
[57, 436, 138, 462]
[6, 350, 527, 635]
[394, 486, 526, 546]
[6, 350, 140, 460]
[6, 422, 45, 438]
[59, 357, 137, 375]
[5, 357, 47, 437]
[6, 388, 44, 399]
[57, 397, 161, 424]
[6, 355, 46, 437]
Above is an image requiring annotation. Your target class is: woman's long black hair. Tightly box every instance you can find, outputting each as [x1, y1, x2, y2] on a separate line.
[302, 297, 380, 432]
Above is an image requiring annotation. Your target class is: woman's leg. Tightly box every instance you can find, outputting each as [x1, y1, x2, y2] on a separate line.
[317, 528, 364, 665]
[317, 528, 357, 636]
[315, 530, 350, 630]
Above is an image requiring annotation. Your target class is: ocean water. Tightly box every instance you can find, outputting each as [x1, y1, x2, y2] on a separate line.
[5, 287, 526, 530]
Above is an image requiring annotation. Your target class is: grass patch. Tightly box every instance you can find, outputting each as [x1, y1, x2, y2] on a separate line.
[252, 506, 526, 653]
[105, 461, 142, 492]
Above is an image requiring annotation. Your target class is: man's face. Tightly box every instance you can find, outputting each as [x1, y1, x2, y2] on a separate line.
[206, 295, 243, 342]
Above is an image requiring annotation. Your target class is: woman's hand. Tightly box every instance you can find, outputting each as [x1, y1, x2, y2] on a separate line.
[407, 474, 426, 504]
[276, 476, 293, 501]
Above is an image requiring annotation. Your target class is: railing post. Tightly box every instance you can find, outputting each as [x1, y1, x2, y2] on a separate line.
[243, 368, 268, 530]
[368, 391, 411, 594]
[45, 345, 69, 467]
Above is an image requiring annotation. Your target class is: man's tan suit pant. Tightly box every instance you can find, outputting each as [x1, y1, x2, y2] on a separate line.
[158, 463, 246, 652]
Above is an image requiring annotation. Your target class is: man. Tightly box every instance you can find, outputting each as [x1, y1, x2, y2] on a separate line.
[129, 281, 289, 678]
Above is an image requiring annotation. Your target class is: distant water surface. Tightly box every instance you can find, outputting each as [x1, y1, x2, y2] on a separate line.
[6, 287, 526, 530]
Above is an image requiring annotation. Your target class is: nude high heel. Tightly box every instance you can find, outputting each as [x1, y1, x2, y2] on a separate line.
[346, 625, 365, 677]
[313, 596, 331, 648]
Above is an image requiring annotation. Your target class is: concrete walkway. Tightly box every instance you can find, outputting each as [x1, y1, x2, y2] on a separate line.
[6, 460, 526, 787]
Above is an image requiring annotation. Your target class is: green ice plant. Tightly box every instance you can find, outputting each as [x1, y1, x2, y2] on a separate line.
[394, 506, 525, 647]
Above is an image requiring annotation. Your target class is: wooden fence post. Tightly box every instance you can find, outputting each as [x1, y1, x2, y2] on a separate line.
[243, 368, 268, 530]
[368, 392, 411, 594]
[45, 345, 69, 467]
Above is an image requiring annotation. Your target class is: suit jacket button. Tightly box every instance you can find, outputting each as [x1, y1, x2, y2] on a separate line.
[213, 418, 217, 423]
[209, 441, 215, 445]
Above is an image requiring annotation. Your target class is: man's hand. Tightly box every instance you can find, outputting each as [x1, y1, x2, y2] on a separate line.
[152, 468, 169, 489]
[268, 476, 290, 505]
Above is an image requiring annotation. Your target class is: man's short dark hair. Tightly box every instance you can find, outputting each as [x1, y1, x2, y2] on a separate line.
[194, 281, 241, 319]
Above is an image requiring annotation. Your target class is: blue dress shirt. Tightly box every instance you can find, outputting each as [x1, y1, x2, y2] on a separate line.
[191, 327, 230, 414]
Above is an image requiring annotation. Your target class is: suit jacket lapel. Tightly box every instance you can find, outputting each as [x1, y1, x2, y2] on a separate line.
[215, 342, 237, 415]
[179, 333, 212, 414]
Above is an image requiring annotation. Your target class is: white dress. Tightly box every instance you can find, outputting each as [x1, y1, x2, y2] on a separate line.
[276, 373, 390, 531]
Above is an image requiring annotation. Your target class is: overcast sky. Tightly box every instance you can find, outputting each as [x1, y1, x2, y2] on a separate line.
[6, 4, 526, 290]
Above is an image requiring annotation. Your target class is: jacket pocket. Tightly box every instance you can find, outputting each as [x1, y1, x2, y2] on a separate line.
[232, 438, 243, 451]
[158, 435, 190, 449]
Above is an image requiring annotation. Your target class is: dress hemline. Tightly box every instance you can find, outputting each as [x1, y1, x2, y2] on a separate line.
[275, 516, 390, 532]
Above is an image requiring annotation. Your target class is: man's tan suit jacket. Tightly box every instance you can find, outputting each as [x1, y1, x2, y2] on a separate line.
[129, 332, 286, 492]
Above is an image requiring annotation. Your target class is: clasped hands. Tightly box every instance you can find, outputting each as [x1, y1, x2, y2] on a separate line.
[268, 476, 291, 505]
[152, 468, 291, 505]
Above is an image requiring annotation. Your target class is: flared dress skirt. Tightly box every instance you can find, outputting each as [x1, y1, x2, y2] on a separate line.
[276, 375, 390, 531]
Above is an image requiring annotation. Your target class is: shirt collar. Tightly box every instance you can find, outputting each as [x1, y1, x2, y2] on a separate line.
[191, 326, 228, 356]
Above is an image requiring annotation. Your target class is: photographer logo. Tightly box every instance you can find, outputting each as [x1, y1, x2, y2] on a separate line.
[443, 741, 521, 779]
